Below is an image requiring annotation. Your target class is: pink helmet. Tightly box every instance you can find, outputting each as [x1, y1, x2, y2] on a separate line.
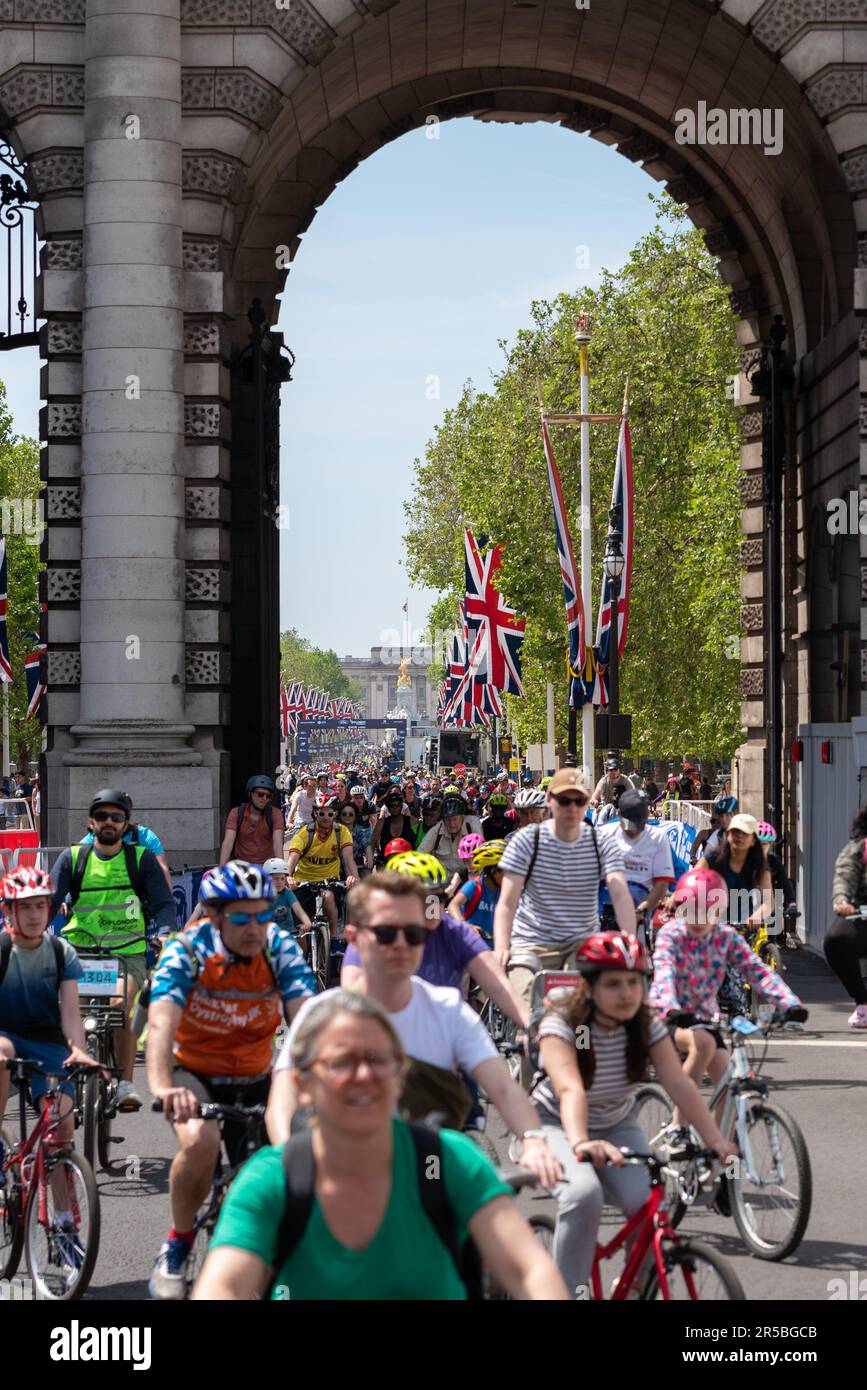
[671, 867, 728, 922]
[1, 865, 54, 903]
[757, 821, 777, 843]
[458, 832, 485, 861]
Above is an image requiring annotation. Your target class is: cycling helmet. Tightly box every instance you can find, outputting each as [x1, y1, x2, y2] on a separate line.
[263, 858, 289, 874]
[757, 821, 777, 843]
[514, 787, 546, 809]
[576, 932, 649, 976]
[350, 785, 365, 796]
[604, 755, 622, 770]
[471, 839, 506, 871]
[713, 795, 738, 816]
[384, 852, 448, 889]
[443, 784, 461, 796]
[1, 865, 54, 902]
[442, 796, 467, 817]
[313, 792, 339, 810]
[540, 776, 552, 790]
[458, 832, 485, 861]
[206, 860, 275, 903]
[487, 793, 510, 808]
[384, 837, 414, 858]
[245, 775, 275, 795]
[670, 867, 727, 918]
[89, 788, 132, 819]
[197, 867, 221, 903]
[421, 795, 442, 813]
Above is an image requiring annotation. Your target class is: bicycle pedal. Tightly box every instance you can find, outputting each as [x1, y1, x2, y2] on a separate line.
[109, 1135, 125, 1145]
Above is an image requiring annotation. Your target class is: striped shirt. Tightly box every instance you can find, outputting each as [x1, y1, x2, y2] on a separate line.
[499, 821, 624, 948]
[532, 1010, 668, 1130]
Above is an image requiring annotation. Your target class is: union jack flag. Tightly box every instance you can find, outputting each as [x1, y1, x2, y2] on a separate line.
[24, 631, 46, 720]
[541, 418, 594, 710]
[0, 541, 12, 685]
[592, 419, 634, 705]
[464, 529, 525, 696]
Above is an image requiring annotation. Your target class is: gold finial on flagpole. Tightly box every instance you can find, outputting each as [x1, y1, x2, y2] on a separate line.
[621, 375, 630, 418]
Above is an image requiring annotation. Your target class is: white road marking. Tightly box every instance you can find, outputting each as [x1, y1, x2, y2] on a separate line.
[762, 1038, 867, 1047]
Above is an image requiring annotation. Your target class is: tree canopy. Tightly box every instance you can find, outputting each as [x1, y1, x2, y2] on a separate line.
[0, 380, 42, 771]
[403, 195, 742, 762]
[279, 628, 362, 701]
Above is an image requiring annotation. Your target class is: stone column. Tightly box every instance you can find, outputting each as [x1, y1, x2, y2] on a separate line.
[56, 0, 213, 859]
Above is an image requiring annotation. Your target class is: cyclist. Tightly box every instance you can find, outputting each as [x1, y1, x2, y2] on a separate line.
[284, 793, 358, 942]
[589, 755, 630, 811]
[649, 867, 802, 1130]
[266, 872, 560, 1171]
[262, 859, 311, 936]
[0, 867, 94, 1196]
[349, 784, 375, 830]
[481, 792, 511, 842]
[418, 795, 483, 893]
[691, 794, 738, 863]
[598, 790, 674, 935]
[146, 860, 315, 1299]
[79, 792, 172, 890]
[450, 840, 506, 946]
[337, 801, 374, 873]
[370, 788, 416, 866]
[757, 821, 799, 949]
[695, 813, 773, 1015]
[219, 775, 284, 868]
[287, 775, 317, 834]
[50, 788, 175, 1112]
[511, 786, 547, 834]
[826, 804, 867, 1028]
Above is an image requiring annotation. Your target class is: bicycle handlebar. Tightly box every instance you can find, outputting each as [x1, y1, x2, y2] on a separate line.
[2, 1058, 123, 1080]
[666, 1005, 808, 1030]
[150, 1097, 266, 1123]
[60, 926, 146, 951]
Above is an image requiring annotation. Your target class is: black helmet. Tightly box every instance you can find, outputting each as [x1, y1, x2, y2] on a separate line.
[619, 789, 649, 828]
[442, 796, 467, 817]
[245, 774, 275, 795]
[89, 788, 132, 819]
[605, 754, 622, 770]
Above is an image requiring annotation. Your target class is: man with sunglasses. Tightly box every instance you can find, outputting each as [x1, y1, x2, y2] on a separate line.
[50, 788, 175, 1112]
[285, 793, 359, 942]
[146, 859, 314, 1299]
[219, 775, 284, 868]
[494, 770, 636, 1066]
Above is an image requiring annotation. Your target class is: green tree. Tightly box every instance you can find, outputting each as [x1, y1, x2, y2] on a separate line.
[0, 380, 43, 771]
[404, 196, 742, 762]
[279, 628, 362, 701]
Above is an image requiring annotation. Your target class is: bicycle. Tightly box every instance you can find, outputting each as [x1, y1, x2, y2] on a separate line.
[0, 1058, 102, 1300]
[150, 1096, 266, 1297]
[62, 926, 144, 1172]
[632, 1008, 811, 1260]
[738, 921, 785, 1022]
[295, 878, 346, 992]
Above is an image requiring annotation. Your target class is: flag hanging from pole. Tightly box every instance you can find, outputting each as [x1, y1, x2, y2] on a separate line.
[540, 418, 594, 709]
[464, 529, 525, 696]
[24, 631, 46, 720]
[592, 418, 634, 706]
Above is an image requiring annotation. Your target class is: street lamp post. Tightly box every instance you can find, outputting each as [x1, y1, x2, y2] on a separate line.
[602, 505, 626, 758]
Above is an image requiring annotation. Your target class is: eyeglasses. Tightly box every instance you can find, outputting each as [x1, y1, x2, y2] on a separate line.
[223, 908, 272, 926]
[251, 789, 270, 797]
[341, 813, 356, 821]
[92, 810, 126, 824]
[368, 924, 429, 946]
[553, 794, 588, 808]
[306, 1051, 401, 1081]
[315, 809, 336, 818]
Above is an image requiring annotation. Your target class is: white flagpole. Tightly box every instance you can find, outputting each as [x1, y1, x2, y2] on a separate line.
[2, 683, 9, 779]
[577, 316, 595, 779]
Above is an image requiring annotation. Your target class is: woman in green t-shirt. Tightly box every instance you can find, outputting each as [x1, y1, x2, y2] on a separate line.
[193, 991, 567, 1301]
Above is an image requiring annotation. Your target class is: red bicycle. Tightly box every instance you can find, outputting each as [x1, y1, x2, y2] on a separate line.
[0, 1057, 103, 1300]
[589, 1146, 745, 1300]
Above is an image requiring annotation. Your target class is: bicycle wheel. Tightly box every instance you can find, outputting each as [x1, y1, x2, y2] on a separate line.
[642, 1239, 746, 1300]
[730, 1099, 811, 1260]
[97, 1076, 123, 1173]
[462, 1128, 499, 1167]
[185, 1208, 218, 1297]
[0, 1131, 23, 1281]
[311, 922, 330, 993]
[631, 1085, 685, 1226]
[24, 1149, 100, 1300]
[82, 1074, 98, 1169]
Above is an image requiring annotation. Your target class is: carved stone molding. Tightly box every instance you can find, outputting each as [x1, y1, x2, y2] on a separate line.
[666, 175, 708, 206]
[862, 646, 867, 690]
[617, 133, 667, 165]
[182, 240, 221, 272]
[182, 153, 242, 199]
[0, 69, 51, 117]
[47, 651, 81, 687]
[560, 102, 610, 135]
[44, 239, 83, 271]
[46, 567, 81, 603]
[806, 67, 866, 120]
[182, 70, 282, 129]
[46, 320, 82, 356]
[704, 225, 742, 258]
[250, 0, 334, 64]
[842, 152, 867, 195]
[29, 152, 84, 195]
[185, 648, 229, 687]
[180, 0, 248, 22]
[860, 323, 867, 353]
[740, 409, 764, 440]
[184, 403, 221, 437]
[15, 0, 85, 20]
[729, 286, 761, 318]
[185, 566, 223, 603]
[739, 668, 765, 697]
[741, 602, 764, 633]
[185, 485, 222, 520]
[740, 538, 764, 567]
[741, 473, 764, 504]
[46, 403, 82, 437]
[184, 320, 221, 356]
[753, 0, 825, 54]
[46, 485, 81, 521]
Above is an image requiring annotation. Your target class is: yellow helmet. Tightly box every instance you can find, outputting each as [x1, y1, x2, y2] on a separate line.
[383, 852, 448, 889]
[471, 839, 506, 871]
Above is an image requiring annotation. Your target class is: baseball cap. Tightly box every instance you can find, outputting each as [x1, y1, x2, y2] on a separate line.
[729, 813, 759, 837]
[548, 768, 592, 797]
[619, 789, 649, 825]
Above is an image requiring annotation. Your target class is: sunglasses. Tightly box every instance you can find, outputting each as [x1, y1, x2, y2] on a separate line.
[223, 908, 272, 926]
[92, 810, 126, 824]
[306, 1051, 401, 1081]
[553, 794, 588, 808]
[368, 924, 429, 946]
[316, 809, 336, 818]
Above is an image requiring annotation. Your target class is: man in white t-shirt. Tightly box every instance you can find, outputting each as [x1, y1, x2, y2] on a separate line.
[598, 788, 675, 918]
[264, 873, 562, 1190]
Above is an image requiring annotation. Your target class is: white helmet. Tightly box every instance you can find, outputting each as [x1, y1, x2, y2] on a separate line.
[263, 858, 289, 875]
[514, 787, 547, 809]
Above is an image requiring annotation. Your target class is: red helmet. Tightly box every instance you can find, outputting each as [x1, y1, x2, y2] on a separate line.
[670, 867, 727, 920]
[575, 931, 649, 975]
[384, 837, 413, 858]
[313, 792, 338, 810]
[1, 866, 54, 903]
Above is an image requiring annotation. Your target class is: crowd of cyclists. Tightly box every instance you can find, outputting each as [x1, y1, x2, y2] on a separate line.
[0, 749, 844, 1302]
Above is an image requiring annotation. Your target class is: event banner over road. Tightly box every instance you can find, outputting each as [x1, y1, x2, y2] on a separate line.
[296, 719, 406, 764]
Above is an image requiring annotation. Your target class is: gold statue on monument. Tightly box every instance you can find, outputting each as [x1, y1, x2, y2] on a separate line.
[397, 656, 412, 689]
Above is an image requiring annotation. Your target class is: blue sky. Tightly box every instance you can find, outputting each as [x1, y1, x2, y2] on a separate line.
[1, 119, 660, 659]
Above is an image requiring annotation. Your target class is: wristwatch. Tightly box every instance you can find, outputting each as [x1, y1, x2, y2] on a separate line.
[519, 1129, 546, 1143]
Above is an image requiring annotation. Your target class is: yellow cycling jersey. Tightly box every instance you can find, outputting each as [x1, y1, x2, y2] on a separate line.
[289, 823, 352, 883]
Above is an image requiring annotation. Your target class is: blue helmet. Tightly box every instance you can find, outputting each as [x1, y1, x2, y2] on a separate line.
[200, 860, 274, 903]
[713, 795, 738, 816]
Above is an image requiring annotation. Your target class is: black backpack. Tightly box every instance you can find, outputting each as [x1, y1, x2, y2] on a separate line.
[269, 1122, 484, 1299]
[69, 842, 148, 909]
[0, 931, 65, 990]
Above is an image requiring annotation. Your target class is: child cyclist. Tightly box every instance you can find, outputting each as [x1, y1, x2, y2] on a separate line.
[649, 867, 805, 1130]
[449, 840, 506, 945]
[531, 931, 738, 1299]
